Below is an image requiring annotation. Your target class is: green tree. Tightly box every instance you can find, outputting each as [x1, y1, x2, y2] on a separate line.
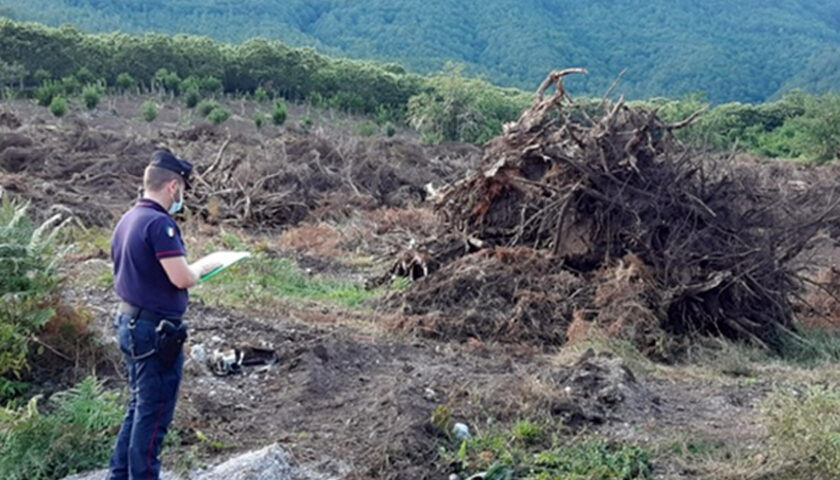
[184, 88, 201, 108]
[767, 93, 840, 164]
[33, 69, 50, 85]
[75, 66, 96, 85]
[207, 107, 230, 125]
[196, 99, 220, 117]
[141, 100, 158, 122]
[35, 80, 61, 107]
[81, 84, 102, 110]
[254, 86, 269, 103]
[154, 68, 181, 95]
[179, 75, 200, 95]
[199, 76, 223, 94]
[59, 76, 80, 95]
[115, 72, 135, 92]
[49, 96, 67, 117]
[0, 59, 26, 91]
[272, 100, 287, 126]
[408, 63, 528, 144]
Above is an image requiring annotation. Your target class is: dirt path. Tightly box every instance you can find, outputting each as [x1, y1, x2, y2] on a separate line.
[69, 274, 770, 480]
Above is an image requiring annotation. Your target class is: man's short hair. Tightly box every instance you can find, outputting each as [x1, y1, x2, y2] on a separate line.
[144, 165, 183, 192]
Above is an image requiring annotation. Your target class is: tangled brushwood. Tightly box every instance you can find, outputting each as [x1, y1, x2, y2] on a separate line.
[382, 69, 840, 356]
[186, 131, 480, 227]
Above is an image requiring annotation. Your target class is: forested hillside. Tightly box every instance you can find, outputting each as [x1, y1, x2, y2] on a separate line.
[1, 0, 839, 102]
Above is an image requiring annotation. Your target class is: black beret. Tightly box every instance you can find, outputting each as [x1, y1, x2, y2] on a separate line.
[151, 149, 193, 189]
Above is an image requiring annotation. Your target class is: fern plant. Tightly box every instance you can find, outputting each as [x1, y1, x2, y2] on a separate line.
[0, 377, 123, 480]
[0, 197, 70, 399]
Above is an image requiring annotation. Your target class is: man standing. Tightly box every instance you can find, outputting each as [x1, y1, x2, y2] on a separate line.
[108, 149, 219, 480]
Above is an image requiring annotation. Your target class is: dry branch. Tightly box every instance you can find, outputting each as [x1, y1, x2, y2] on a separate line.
[381, 69, 839, 354]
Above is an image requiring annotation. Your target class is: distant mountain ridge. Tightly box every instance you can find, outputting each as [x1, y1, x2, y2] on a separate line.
[2, 0, 839, 102]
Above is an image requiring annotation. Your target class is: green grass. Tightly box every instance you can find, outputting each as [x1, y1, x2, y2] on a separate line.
[761, 384, 840, 478]
[663, 436, 726, 459]
[194, 254, 380, 310]
[439, 420, 652, 480]
[776, 327, 840, 367]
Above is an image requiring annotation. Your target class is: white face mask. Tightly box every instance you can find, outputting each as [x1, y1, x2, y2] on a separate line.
[168, 185, 184, 215]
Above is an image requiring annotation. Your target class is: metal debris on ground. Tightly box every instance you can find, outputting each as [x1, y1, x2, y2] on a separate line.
[209, 346, 278, 376]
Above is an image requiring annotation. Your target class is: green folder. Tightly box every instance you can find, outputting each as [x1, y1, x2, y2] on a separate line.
[198, 252, 252, 283]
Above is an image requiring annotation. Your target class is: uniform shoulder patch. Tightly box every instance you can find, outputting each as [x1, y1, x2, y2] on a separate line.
[166, 226, 176, 238]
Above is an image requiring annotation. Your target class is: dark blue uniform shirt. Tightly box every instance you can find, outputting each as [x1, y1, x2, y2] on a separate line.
[111, 199, 188, 318]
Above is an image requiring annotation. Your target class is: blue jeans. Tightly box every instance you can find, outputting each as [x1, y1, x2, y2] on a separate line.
[109, 313, 184, 480]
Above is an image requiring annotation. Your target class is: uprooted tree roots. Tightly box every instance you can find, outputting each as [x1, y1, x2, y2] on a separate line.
[381, 69, 840, 356]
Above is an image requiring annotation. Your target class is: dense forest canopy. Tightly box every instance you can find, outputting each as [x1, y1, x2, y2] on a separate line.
[1, 0, 839, 103]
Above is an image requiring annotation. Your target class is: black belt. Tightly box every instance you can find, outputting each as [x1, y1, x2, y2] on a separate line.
[119, 302, 181, 325]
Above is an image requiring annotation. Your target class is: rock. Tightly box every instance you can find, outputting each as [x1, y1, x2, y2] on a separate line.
[193, 444, 304, 480]
[452, 422, 471, 440]
[62, 471, 180, 480]
[62, 444, 336, 480]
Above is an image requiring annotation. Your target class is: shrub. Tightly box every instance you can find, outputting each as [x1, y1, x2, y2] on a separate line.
[115, 72, 134, 92]
[0, 377, 123, 480]
[254, 111, 266, 130]
[35, 81, 62, 107]
[33, 69, 51, 85]
[196, 99, 220, 118]
[60, 75, 81, 95]
[81, 84, 101, 110]
[49, 96, 68, 117]
[154, 68, 181, 95]
[359, 122, 377, 137]
[0, 200, 68, 401]
[184, 88, 201, 109]
[199, 76, 223, 94]
[408, 63, 529, 144]
[74, 67, 96, 85]
[771, 92, 840, 164]
[179, 75, 200, 95]
[300, 115, 313, 130]
[385, 121, 397, 137]
[271, 100, 287, 126]
[207, 107, 230, 125]
[762, 385, 840, 477]
[141, 100, 157, 122]
[254, 86, 269, 103]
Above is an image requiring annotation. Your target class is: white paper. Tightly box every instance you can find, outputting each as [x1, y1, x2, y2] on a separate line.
[197, 251, 251, 282]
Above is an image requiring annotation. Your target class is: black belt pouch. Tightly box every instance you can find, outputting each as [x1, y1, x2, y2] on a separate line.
[156, 320, 188, 367]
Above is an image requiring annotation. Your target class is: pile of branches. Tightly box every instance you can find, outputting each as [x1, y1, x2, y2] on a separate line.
[188, 131, 480, 228]
[384, 69, 839, 352]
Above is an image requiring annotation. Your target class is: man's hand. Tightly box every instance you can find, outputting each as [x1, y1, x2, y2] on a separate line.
[189, 256, 224, 279]
[162, 252, 249, 289]
[160, 255, 223, 290]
